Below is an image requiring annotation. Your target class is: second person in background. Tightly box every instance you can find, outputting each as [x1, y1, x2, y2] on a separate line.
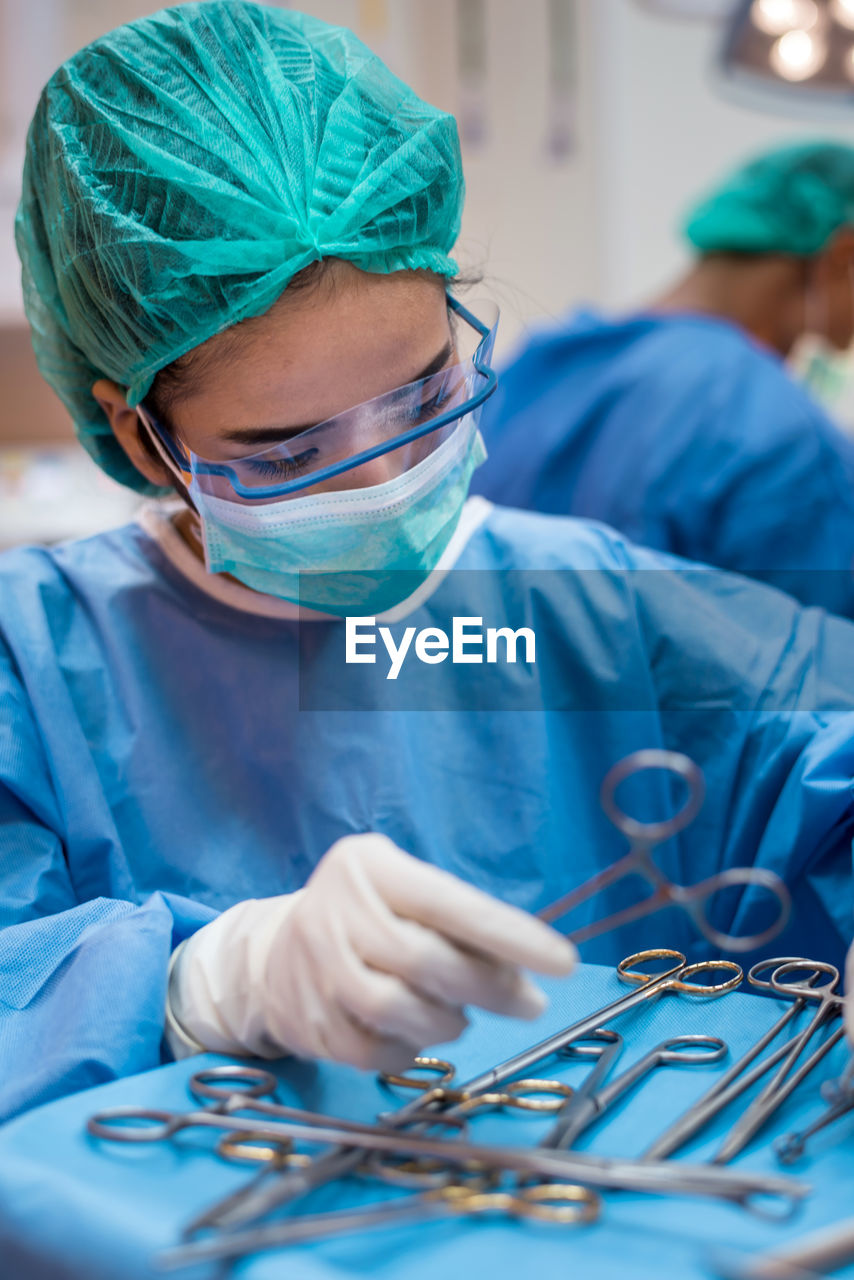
[473, 143, 854, 620]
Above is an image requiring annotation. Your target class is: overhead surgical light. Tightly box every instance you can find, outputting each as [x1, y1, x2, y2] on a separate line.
[769, 26, 828, 75]
[721, 0, 854, 109]
[831, 0, 854, 29]
[750, 0, 819, 34]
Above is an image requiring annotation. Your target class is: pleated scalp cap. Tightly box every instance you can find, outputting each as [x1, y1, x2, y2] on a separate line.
[16, 2, 464, 491]
[684, 141, 854, 261]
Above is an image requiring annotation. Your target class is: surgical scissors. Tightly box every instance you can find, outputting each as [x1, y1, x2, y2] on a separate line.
[193, 950, 742, 1232]
[87, 1093, 805, 1212]
[545, 1034, 727, 1152]
[378, 1032, 623, 1178]
[536, 750, 791, 952]
[158, 1181, 601, 1270]
[380, 1057, 574, 1115]
[714, 961, 845, 1164]
[537, 1031, 624, 1151]
[451, 949, 741, 1103]
[644, 958, 826, 1161]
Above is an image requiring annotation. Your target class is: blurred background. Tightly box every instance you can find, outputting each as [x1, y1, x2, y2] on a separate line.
[1, 0, 853, 546]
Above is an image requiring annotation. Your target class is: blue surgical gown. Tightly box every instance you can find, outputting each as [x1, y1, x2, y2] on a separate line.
[0, 503, 853, 1120]
[471, 310, 854, 619]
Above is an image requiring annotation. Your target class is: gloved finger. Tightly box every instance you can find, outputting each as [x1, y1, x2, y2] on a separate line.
[264, 963, 421, 1074]
[358, 837, 577, 976]
[355, 912, 548, 1019]
[316, 1002, 421, 1075]
[335, 959, 469, 1048]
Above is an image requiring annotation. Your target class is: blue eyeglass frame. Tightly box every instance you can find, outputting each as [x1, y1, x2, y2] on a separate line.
[140, 294, 498, 502]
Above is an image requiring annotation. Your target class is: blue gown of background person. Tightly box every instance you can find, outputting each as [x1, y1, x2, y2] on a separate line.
[470, 309, 854, 619]
[1, 500, 853, 1121]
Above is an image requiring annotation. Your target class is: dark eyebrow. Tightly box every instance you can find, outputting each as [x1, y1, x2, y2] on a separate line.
[220, 340, 455, 446]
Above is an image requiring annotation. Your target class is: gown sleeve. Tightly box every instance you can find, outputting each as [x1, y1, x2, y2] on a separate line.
[0, 643, 216, 1121]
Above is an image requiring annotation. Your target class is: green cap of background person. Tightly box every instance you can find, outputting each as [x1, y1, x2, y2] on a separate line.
[684, 141, 854, 257]
[16, 2, 465, 493]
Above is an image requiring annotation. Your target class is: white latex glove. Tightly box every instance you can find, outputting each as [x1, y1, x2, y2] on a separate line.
[167, 834, 577, 1072]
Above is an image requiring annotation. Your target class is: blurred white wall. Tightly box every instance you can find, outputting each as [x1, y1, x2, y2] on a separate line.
[2, 0, 854, 342]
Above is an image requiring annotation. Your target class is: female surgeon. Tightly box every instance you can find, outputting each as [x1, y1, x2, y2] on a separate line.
[2, 2, 854, 1122]
[471, 143, 854, 620]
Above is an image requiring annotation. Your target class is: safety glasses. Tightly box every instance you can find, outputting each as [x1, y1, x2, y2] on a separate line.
[139, 296, 498, 506]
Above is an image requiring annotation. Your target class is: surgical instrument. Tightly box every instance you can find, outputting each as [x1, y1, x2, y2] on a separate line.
[710, 1216, 854, 1279]
[644, 958, 826, 1161]
[185, 1062, 573, 1232]
[537, 1031, 623, 1151]
[87, 1098, 807, 1212]
[775, 1059, 854, 1164]
[536, 750, 791, 952]
[547, 1035, 727, 1152]
[714, 962, 845, 1164]
[450, 949, 741, 1105]
[714, 1025, 847, 1164]
[158, 1181, 601, 1270]
[177, 950, 742, 1232]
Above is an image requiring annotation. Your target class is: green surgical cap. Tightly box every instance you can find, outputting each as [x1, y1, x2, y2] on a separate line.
[684, 141, 854, 260]
[16, 2, 464, 493]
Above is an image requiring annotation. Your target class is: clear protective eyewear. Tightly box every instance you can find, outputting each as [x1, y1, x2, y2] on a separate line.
[139, 295, 498, 506]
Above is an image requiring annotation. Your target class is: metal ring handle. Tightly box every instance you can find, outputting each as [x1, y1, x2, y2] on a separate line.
[617, 948, 687, 985]
[215, 1132, 311, 1168]
[668, 960, 743, 996]
[770, 959, 840, 1000]
[380, 1057, 456, 1091]
[558, 1029, 622, 1060]
[600, 750, 704, 845]
[189, 1065, 279, 1103]
[747, 957, 818, 992]
[656, 1035, 728, 1064]
[514, 1182, 601, 1225]
[682, 867, 792, 954]
[500, 1080, 574, 1112]
[87, 1108, 178, 1143]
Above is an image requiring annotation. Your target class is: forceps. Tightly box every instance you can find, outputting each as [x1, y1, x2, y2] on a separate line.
[452, 949, 741, 1103]
[714, 961, 846, 1164]
[776, 1056, 854, 1164]
[198, 949, 742, 1232]
[88, 1088, 805, 1212]
[382, 1032, 623, 1170]
[536, 1031, 623, 1152]
[536, 750, 791, 952]
[545, 1034, 727, 1152]
[380, 1057, 574, 1115]
[157, 1180, 600, 1270]
[644, 958, 826, 1161]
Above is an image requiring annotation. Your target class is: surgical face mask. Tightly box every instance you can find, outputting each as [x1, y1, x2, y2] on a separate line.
[789, 332, 854, 412]
[139, 296, 499, 613]
[194, 417, 488, 614]
[789, 265, 854, 430]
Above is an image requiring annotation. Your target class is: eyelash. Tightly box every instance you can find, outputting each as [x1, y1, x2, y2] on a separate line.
[408, 382, 457, 423]
[245, 449, 319, 480]
[238, 380, 459, 481]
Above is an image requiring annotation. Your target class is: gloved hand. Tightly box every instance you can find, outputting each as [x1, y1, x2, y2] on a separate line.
[167, 833, 577, 1072]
